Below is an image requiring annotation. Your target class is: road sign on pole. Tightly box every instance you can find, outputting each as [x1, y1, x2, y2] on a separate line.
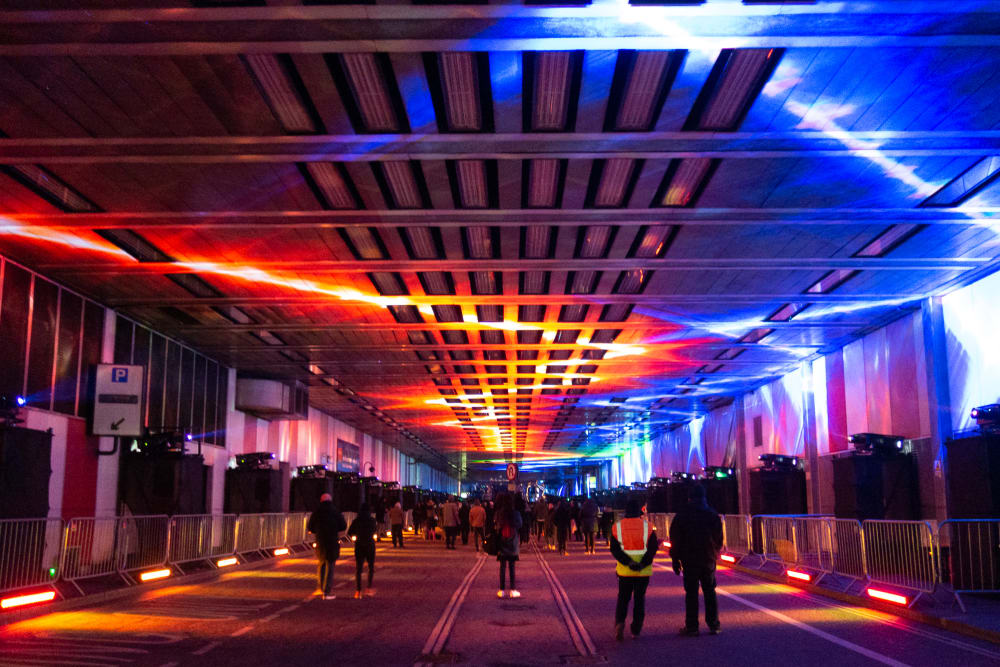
[506, 463, 518, 482]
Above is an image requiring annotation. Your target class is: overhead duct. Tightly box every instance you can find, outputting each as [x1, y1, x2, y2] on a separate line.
[235, 377, 309, 421]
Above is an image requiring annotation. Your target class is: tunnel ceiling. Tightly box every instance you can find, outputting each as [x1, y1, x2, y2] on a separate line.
[2, 1, 1000, 473]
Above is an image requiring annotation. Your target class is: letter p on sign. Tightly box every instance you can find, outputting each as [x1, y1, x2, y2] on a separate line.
[111, 367, 129, 383]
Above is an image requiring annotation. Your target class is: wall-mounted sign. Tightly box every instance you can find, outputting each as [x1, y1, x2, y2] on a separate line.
[337, 439, 360, 473]
[92, 364, 144, 436]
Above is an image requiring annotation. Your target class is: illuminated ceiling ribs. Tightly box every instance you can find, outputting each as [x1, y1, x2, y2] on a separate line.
[0, 16, 992, 467]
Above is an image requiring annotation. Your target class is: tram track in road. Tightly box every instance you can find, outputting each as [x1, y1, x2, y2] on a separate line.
[532, 542, 598, 659]
[413, 553, 488, 667]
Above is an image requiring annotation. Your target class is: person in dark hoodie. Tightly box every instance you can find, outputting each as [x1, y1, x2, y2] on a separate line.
[347, 503, 379, 598]
[669, 483, 723, 636]
[609, 498, 658, 641]
[307, 492, 347, 600]
[494, 492, 523, 599]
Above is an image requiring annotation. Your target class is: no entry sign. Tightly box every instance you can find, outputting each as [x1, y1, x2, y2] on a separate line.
[506, 463, 518, 481]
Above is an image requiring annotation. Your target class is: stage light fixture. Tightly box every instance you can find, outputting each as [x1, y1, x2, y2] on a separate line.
[971, 404, 1000, 434]
[235, 452, 277, 470]
[757, 454, 800, 470]
[703, 466, 735, 479]
[849, 433, 908, 456]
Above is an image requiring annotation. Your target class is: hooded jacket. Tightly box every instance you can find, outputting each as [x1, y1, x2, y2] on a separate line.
[669, 498, 723, 570]
[307, 501, 347, 558]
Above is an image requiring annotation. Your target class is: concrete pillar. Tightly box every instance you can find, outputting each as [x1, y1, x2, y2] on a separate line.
[920, 296, 953, 523]
[801, 361, 822, 514]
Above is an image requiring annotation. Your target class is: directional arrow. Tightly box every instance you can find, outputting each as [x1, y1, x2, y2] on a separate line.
[110, 418, 125, 431]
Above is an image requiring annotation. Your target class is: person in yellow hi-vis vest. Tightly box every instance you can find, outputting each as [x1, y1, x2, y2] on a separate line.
[609, 498, 659, 641]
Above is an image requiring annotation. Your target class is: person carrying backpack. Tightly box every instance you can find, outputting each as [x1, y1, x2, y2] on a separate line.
[494, 492, 523, 599]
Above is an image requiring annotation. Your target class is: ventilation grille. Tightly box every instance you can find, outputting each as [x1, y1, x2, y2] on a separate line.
[305, 163, 357, 209]
[244, 54, 318, 134]
[340, 53, 401, 132]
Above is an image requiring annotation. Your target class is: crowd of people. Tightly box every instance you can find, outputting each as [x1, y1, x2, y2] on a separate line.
[306, 484, 724, 639]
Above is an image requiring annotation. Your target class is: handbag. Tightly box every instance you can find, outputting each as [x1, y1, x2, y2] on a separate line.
[484, 531, 499, 556]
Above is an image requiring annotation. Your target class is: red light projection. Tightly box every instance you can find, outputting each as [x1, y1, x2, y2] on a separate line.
[0, 219, 726, 458]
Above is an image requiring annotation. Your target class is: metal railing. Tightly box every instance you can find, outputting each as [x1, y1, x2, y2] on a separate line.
[168, 514, 237, 565]
[722, 515, 752, 555]
[0, 519, 63, 593]
[9, 511, 997, 611]
[939, 520, 1000, 595]
[862, 520, 939, 595]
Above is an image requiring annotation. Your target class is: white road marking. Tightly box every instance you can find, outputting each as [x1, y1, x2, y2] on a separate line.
[191, 641, 221, 656]
[716, 587, 911, 666]
[230, 625, 255, 637]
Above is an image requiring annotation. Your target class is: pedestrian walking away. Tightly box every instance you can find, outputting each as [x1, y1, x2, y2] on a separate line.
[307, 493, 347, 600]
[347, 503, 379, 598]
[441, 496, 460, 549]
[580, 496, 599, 554]
[389, 501, 405, 548]
[553, 499, 571, 555]
[459, 500, 471, 546]
[494, 492, 523, 599]
[469, 499, 487, 553]
[669, 483, 724, 636]
[609, 498, 658, 641]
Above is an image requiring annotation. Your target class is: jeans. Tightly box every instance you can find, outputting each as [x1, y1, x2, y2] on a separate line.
[557, 526, 569, 553]
[317, 557, 337, 595]
[584, 530, 595, 553]
[445, 526, 458, 548]
[499, 559, 516, 590]
[391, 523, 404, 548]
[683, 567, 719, 630]
[472, 527, 485, 551]
[355, 544, 375, 591]
[615, 575, 650, 634]
[461, 524, 470, 545]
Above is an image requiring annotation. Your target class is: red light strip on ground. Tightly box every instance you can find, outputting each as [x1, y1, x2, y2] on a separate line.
[217, 557, 238, 567]
[720, 554, 736, 563]
[273, 547, 290, 556]
[1, 590, 57, 609]
[139, 568, 171, 582]
[786, 569, 812, 582]
[867, 588, 908, 605]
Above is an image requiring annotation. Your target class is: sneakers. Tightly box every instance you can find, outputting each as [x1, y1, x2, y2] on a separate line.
[614, 623, 625, 642]
[366, 588, 376, 598]
[708, 625, 721, 636]
[353, 590, 362, 599]
[678, 626, 700, 637]
[497, 590, 506, 599]
[509, 590, 521, 599]
[322, 594, 336, 600]
[630, 627, 641, 638]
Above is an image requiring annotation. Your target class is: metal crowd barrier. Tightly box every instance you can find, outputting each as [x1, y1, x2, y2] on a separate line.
[830, 519, 867, 581]
[938, 520, 1000, 597]
[60, 517, 127, 583]
[722, 515, 752, 556]
[647, 513, 671, 542]
[0, 519, 63, 594]
[168, 514, 237, 566]
[862, 520, 939, 596]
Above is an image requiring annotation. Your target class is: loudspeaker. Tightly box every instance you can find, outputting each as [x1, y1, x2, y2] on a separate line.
[119, 453, 206, 515]
[669, 481, 695, 512]
[290, 477, 333, 512]
[704, 477, 740, 515]
[748, 467, 807, 515]
[0, 426, 52, 519]
[647, 485, 670, 513]
[945, 435, 1000, 519]
[225, 464, 289, 514]
[832, 453, 918, 521]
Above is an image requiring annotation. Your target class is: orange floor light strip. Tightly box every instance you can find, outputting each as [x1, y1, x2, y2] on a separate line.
[720, 554, 736, 563]
[217, 557, 238, 567]
[786, 569, 812, 582]
[273, 547, 290, 556]
[1, 590, 57, 610]
[867, 588, 908, 605]
[139, 568, 171, 582]
[662, 540, 672, 549]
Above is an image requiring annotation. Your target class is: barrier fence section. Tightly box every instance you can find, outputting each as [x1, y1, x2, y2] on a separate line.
[861, 520, 939, 595]
[757, 516, 799, 566]
[60, 517, 126, 583]
[792, 517, 835, 574]
[722, 515, 752, 556]
[118, 515, 169, 573]
[939, 520, 1000, 595]
[831, 519, 866, 581]
[0, 519, 63, 594]
[169, 514, 237, 565]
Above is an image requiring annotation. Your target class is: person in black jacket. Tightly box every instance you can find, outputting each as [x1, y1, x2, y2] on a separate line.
[348, 503, 379, 598]
[553, 500, 572, 555]
[307, 493, 347, 600]
[494, 492, 523, 599]
[669, 483, 724, 636]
